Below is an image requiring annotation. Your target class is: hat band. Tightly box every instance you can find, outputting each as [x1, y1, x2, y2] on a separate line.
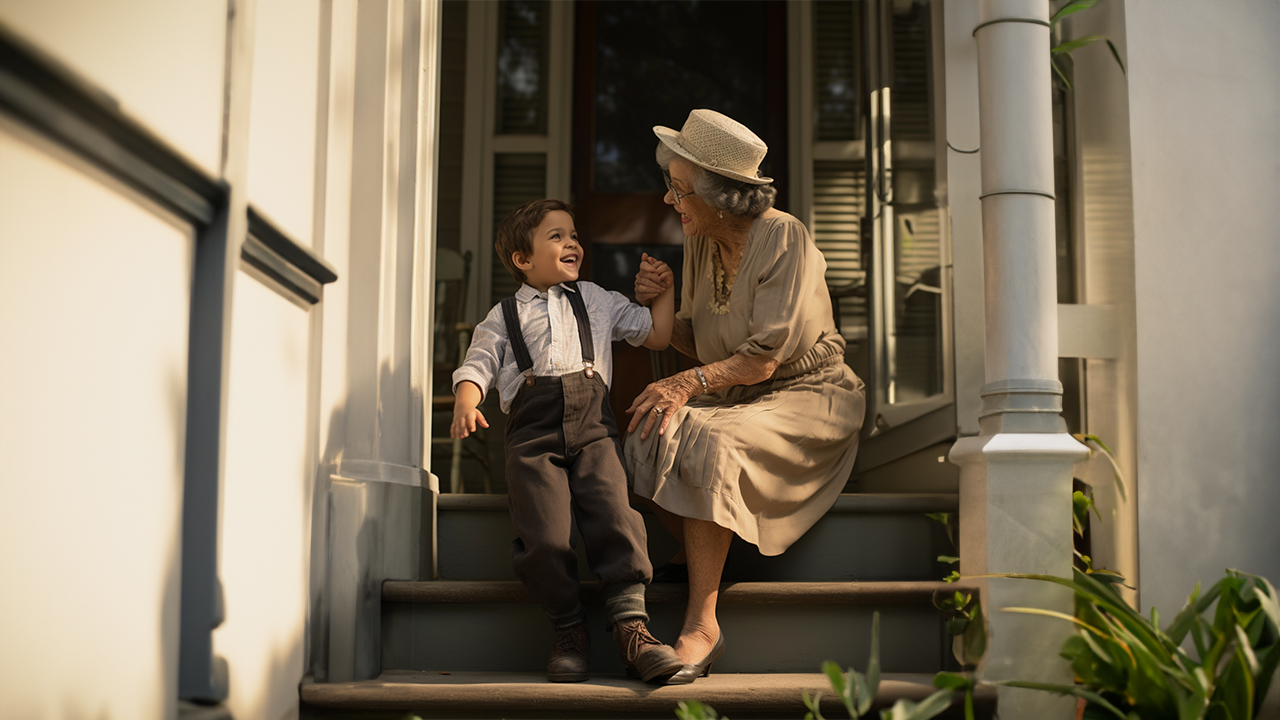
[677, 134, 719, 169]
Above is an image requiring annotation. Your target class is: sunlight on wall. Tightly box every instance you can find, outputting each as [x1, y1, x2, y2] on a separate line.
[214, 272, 312, 720]
[0, 128, 192, 720]
[0, 0, 229, 176]
[246, 1, 322, 245]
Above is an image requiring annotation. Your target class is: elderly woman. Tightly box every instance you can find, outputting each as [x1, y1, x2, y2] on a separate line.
[625, 109, 866, 685]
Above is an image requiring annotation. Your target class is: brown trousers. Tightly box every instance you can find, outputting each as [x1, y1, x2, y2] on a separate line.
[505, 370, 652, 628]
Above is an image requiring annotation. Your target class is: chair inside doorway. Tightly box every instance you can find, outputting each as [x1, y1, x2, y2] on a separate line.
[431, 248, 491, 493]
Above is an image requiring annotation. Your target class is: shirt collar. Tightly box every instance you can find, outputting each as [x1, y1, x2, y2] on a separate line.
[516, 282, 577, 302]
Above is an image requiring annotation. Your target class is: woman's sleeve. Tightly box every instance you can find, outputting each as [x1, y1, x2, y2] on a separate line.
[734, 220, 820, 362]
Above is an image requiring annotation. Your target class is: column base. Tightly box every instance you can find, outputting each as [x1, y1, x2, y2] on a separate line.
[951, 431, 1088, 720]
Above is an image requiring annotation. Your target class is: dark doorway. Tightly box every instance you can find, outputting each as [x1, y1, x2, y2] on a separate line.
[571, 0, 789, 419]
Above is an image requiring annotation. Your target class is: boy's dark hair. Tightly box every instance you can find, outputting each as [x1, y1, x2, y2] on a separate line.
[495, 198, 574, 284]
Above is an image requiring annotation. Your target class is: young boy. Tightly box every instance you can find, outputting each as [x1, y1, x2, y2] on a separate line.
[451, 198, 679, 683]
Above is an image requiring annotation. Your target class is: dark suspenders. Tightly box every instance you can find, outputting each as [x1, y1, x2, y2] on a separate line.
[500, 282, 595, 386]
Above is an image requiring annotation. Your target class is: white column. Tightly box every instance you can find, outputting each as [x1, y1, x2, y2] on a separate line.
[951, 2, 1087, 718]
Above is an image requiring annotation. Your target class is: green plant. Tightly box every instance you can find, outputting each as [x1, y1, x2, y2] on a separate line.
[675, 700, 724, 720]
[1050, 0, 1127, 90]
[997, 567, 1280, 720]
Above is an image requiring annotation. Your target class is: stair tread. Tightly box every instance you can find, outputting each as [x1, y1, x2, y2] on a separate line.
[301, 671, 994, 714]
[438, 492, 958, 513]
[384, 579, 978, 604]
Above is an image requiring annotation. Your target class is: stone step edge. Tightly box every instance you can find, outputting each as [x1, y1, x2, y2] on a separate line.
[437, 492, 958, 514]
[383, 580, 979, 606]
[300, 671, 995, 714]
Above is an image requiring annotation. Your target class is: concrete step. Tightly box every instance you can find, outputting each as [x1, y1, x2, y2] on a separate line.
[382, 580, 969, 675]
[300, 670, 996, 719]
[436, 493, 958, 583]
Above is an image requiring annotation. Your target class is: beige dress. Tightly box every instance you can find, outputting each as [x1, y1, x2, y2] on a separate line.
[624, 210, 866, 556]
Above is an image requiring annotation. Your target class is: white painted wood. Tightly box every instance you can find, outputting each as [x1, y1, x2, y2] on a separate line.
[1057, 304, 1119, 359]
[0, 124, 194, 720]
[786, 0, 813, 229]
[216, 270, 312, 720]
[0, 0, 229, 176]
[246, 0, 322, 245]
[545, 0, 573, 203]
[942, 0, 986, 436]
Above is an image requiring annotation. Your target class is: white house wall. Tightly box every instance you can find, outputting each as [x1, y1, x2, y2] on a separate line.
[1124, 0, 1280, 618]
[246, 0, 323, 247]
[0, 126, 194, 720]
[216, 270, 313, 720]
[0, 0, 229, 177]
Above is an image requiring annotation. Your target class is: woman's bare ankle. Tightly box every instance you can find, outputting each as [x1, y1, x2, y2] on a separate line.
[674, 622, 719, 662]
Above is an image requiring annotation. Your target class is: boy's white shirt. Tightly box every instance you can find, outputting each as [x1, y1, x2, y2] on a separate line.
[452, 281, 653, 413]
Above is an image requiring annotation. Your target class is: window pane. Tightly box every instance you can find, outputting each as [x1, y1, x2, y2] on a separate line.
[593, 1, 770, 193]
[814, 0, 861, 141]
[490, 153, 547, 306]
[496, 0, 549, 135]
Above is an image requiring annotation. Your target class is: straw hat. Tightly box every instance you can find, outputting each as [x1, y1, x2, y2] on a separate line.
[653, 109, 772, 185]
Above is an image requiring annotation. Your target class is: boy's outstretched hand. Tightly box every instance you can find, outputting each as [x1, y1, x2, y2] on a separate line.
[634, 252, 674, 305]
[451, 380, 489, 439]
[451, 404, 489, 439]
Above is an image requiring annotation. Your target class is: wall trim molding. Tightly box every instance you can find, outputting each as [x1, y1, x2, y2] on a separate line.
[244, 205, 338, 304]
[0, 23, 224, 226]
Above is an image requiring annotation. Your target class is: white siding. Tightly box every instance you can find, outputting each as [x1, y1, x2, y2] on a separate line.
[1125, 0, 1280, 616]
[214, 271, 313, 720]
[246, 1, 323, 246]
[0, 0, 230, 177]
[0, 127, 193, 720]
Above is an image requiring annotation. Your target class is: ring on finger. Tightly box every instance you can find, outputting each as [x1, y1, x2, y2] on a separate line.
[652, 406, 665, 415]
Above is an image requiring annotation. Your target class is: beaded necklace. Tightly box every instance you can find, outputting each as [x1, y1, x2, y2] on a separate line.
[707, 242, 739, 315]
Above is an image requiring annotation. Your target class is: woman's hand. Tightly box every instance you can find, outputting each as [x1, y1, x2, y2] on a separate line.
[626, 372, 701, 440]
[634, 252, 674, 305]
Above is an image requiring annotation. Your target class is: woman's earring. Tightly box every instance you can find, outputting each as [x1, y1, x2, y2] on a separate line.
[718, 210, 724, 219]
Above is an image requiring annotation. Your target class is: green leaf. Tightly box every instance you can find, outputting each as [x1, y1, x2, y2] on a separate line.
[1105, 39, 1127, 75]
[676, 700, 722, 720]
[962, 598, 987, 665]
[879, 690, 954, 720]
[820, 661, 858, 719]
[1078, 434, 1128, 501]
[932, 672, 971, 691]
[1212, 644, 1254, 720]
[938, 555, 959, 565]
[1053, 34, 1109, 56]
[1052, 58, 1073, 91]
[863, 611, 882, 715]
[803, 690, 826, 720]
[1050, 0, 1099, 25]
[997, 681, 1127, 719]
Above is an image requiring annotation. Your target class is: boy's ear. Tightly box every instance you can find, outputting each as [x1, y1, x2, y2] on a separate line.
[512, 251, 532, 271]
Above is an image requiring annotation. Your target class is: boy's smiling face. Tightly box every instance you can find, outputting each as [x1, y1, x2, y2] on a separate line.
[514, 210, 581, 292]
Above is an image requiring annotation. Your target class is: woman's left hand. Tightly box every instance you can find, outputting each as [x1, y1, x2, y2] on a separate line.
[626, 373, 699, 440]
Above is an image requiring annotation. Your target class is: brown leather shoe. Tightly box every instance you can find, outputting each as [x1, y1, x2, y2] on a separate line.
[613, 618, 684, 683]
[547, 623, 589, 682]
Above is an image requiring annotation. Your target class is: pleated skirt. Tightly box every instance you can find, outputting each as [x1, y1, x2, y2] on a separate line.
[624, 356, 866, 556]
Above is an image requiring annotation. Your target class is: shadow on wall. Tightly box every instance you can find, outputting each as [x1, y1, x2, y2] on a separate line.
[307, 387, 424, 685]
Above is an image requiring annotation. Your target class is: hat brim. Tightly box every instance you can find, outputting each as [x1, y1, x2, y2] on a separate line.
[653, 125, 773, 186]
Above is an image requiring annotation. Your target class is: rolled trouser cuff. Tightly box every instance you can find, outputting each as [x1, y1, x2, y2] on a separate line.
[603, 581, 649, 628]
[548, 600, 586, 630]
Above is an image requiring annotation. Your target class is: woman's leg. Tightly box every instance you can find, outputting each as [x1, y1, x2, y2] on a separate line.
[676, 517, 733, 663]
[631, 493, 687, 563]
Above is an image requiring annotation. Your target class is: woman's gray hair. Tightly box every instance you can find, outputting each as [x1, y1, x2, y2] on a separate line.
[656, 142, 777, 218]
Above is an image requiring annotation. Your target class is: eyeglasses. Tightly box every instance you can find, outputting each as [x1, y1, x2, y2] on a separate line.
[663, 171, 696, 204]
